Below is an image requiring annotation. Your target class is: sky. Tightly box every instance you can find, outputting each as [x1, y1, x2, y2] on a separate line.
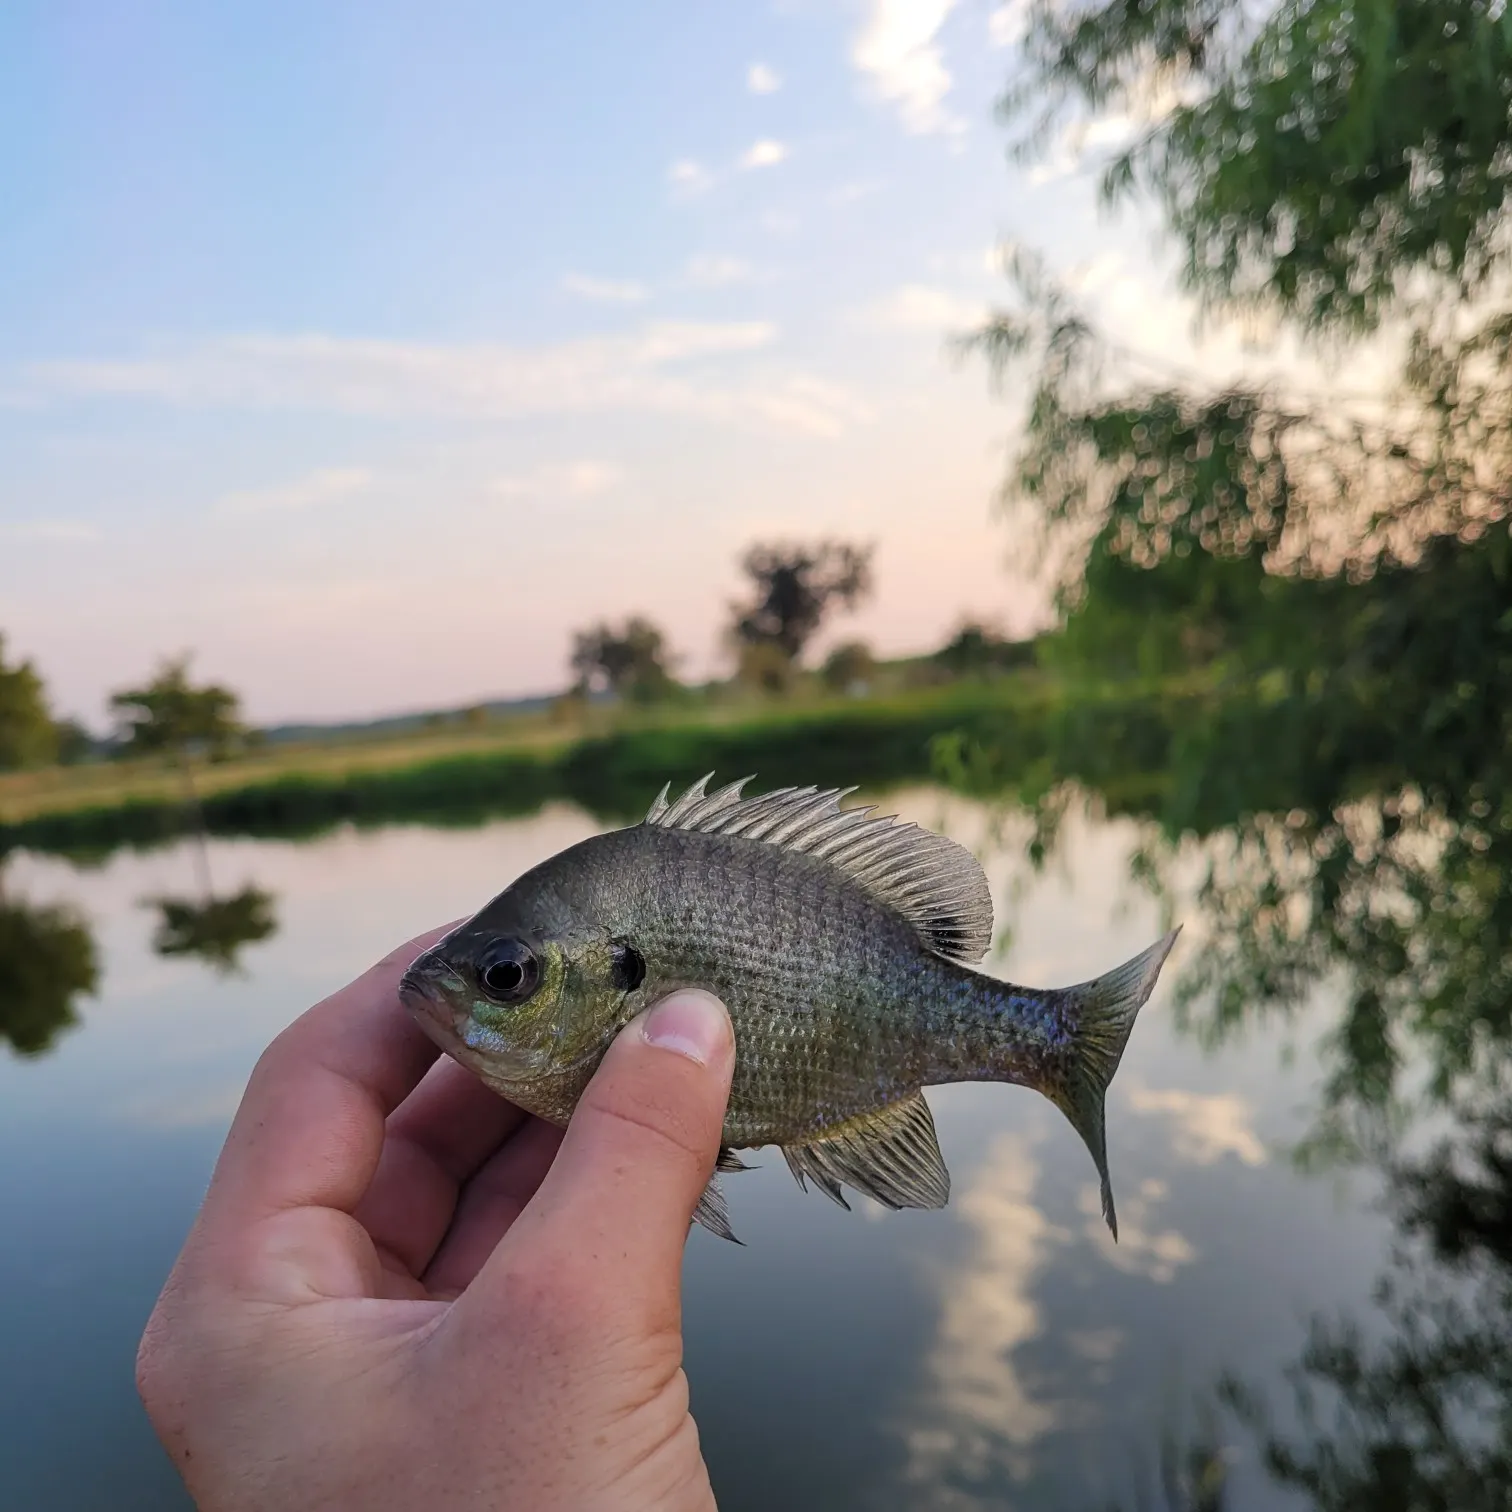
[0, 0, 1255, 728]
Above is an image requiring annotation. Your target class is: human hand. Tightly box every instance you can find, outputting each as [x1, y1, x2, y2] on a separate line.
[136, 924, 735, 1511]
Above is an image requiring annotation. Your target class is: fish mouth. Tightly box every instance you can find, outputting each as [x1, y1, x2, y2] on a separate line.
[398, 948, 469, 1042]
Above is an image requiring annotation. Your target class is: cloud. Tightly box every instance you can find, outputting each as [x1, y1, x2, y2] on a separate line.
[747, 62, 781, 94]
[1127, 1086, 1268, 1167]
[988, 0, 1031, 49]
[25, 325, 869, 438]
[0, 519, 100, 542]
[492, 460, 620, 499]
[667, 158, 715, 196]
[668, 142, 788, 202]
[860, 283, 987, 332]
[683, 254, 756, 288]
[1080, 1177, 1197, 1284]
[852, 0, 964, 137]
[739, 138, 788, 170]
[559, 272, 649, 304]
[216, 466, 374, 515]
[902, 1133, 1070, 1492]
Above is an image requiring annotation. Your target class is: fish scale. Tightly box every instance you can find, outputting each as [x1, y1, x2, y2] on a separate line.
[399, 774, 1180, 1243]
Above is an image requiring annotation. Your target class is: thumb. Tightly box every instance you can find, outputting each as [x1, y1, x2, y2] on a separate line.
[469, 990, 734, 1336]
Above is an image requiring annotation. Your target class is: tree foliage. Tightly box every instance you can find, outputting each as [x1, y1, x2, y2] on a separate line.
[729, 540, 873, 666]
[0, 635, 60, 771]
[961, 0, 1512, 1183]
[819, 640, 876, 693]
[568, 616, 677, 703]
[109, 656, 245, 759]
[1006, 0, 1512, 332]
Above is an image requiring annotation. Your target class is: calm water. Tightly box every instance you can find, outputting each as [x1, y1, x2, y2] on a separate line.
[0, 791, 1400, 1510]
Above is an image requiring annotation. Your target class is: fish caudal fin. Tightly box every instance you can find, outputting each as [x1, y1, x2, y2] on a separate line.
[1049, 927, 1181, 1242]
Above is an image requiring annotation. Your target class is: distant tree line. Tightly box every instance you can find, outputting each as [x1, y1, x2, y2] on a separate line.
[0, 541, 1041, 774]
[563, 539, 1037, 708]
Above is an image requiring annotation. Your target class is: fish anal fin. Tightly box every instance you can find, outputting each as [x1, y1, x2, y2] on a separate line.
[643, 775, 994, 963]
[781, 1091, 950, 1213]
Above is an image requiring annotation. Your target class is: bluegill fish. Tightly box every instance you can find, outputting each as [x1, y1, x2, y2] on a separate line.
[400, 776, 1179, 1242]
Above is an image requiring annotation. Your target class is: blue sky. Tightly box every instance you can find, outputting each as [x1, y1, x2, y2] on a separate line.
[2, 0, 1238, 727]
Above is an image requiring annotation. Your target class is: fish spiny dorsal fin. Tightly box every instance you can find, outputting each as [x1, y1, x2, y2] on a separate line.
[643, 773, 994, 963]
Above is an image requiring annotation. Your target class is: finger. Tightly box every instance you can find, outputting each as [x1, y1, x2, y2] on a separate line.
[422, 1118, 565, 1296]
[460, 990, 733, 1338]
[354, 1059, 528, 1276]
[198, 922, 464, 1233]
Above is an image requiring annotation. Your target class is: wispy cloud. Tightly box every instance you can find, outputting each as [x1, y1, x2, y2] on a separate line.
[0, 519, 100, 542]
[492, 460, 620, 500]
[747, 62, 781, 95]
[683, 254, 757, 288]
[668, 158, 715, 196]
[559, 272, 650, 304]
[852, 0, 964, 137]
[1127, 1086, 1268, 1167]
[25, 324, 868, 438]
[668, 140, 790, 198]
[739, 138, 788, 170]
[859, 283, 987, 332]
[217, 466, 374, 515]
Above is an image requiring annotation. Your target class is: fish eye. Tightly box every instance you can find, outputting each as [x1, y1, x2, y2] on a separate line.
[478, 939, 540, 1003]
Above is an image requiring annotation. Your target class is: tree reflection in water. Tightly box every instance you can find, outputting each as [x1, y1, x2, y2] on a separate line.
[1041, 794, 1512, 1511]
[145, 883, 277, 975]
[0, 871, 99, 1057]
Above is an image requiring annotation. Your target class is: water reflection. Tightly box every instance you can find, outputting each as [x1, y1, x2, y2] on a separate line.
[142, 815, 279, 974]
[902, 1131, 1065, 1501]
[1001, 755, 1512, 1503]
[1218, 1093, 1512, 1511]
[0, 869, 98, 1057]
[144, 884, 278, 974]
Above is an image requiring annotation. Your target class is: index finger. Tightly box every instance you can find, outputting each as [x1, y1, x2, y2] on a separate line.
[197, 921, 463, 1234]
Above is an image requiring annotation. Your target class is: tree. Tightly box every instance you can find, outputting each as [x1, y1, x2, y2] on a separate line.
[933, 621, 1036, 679]
[110, 655, 245, 760]
[569, 617, 677, 704]
[820, 640, 875, 694]
[959, 1, 1512, 1125]
[110, 656, 247, 897]
[729, 541, 873, 671]
[0, 635, 59, 770]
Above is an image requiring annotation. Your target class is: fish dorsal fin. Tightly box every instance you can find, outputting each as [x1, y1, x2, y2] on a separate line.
[782, 1091, 950, 1212]
[644, 773, 993, 963]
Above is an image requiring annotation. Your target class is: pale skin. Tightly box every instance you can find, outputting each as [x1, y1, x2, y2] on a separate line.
[135, 923, 735, 1511]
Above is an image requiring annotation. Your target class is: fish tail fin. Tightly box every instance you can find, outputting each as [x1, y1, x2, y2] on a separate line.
[1044, 927, 1181, 1242]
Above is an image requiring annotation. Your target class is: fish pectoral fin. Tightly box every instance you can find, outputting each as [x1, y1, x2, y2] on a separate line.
[781, 1092, 950, 1213]
[692, 1172, 744, 1244]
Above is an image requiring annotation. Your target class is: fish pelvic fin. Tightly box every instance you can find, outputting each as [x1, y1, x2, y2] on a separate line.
[692, 1171, 744, 1244]
[1047, 927, 1181, 1243]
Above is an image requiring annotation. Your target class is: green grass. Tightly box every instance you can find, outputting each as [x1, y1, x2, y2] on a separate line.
[0, 681, 1059, 859]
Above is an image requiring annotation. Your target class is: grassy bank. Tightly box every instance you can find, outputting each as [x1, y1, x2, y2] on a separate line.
[0, 684, 1041, 859]
[0, 672, 1235, 861]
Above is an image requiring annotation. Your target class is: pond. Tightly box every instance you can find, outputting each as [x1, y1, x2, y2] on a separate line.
[0, 787, 1454, 1509]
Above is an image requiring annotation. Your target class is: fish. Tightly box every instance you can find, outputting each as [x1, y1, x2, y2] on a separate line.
[399, 774, 1180, 1243]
